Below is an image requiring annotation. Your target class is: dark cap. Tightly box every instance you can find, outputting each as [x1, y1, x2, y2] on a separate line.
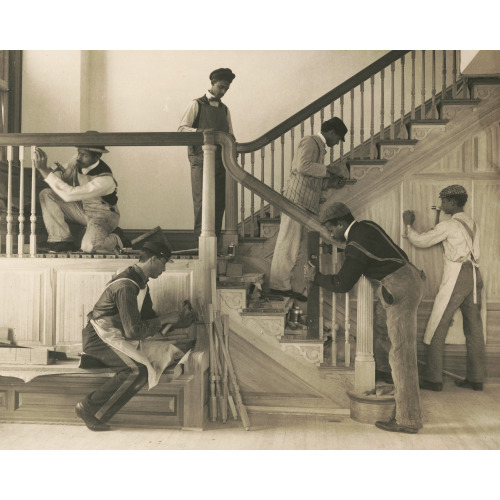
[142, 241, 173, 262]
[320, 202, 352, 222]
[209, 68, 236, 83]
[321, 117, 348, 142]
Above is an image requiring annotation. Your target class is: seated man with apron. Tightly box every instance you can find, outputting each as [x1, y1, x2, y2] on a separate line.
[76, 241, 197, 431]
[304, 202, 425, 434]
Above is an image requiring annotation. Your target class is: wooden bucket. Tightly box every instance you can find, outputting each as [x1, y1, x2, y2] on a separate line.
[347, 390, 396, 424]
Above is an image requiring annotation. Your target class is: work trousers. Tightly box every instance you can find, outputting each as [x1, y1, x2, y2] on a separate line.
[39, 188, 121, 253]
[425, 262, 485, 384]
[269, 213, 308, 292]
[81, 324, 148, 423]
[189, 150, 226, 242]
[377, 264, 425, 428]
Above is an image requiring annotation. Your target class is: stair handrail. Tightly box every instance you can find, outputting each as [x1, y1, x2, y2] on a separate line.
[236, 50, 410, 154]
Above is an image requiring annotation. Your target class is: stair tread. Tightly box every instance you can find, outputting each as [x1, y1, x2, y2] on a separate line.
[441, 99, 481, 105]
[378, 139, 419, 145]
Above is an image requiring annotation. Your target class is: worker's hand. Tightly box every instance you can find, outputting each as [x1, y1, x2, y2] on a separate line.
[304, 260, 317, 282]
[171, 301, 198, 331]
[402, 210, 415, 226]
[327, 174, 347, 189]
[33, 148, 51, 179]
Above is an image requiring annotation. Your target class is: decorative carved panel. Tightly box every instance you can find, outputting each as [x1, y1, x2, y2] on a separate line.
[280, 342, 324, 366]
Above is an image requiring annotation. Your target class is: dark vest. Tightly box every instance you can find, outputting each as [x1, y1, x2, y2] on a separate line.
[77, 160, 118, 206]
[189, 95, 230, 156]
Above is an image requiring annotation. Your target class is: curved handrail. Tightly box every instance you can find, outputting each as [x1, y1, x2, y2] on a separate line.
[236, 50, 410, 153]
[214, 131, 339, 247]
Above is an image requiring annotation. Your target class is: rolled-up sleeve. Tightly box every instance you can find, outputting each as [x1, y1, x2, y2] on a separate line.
[44, 172, 116, 202]
[407, 222, 449, 248]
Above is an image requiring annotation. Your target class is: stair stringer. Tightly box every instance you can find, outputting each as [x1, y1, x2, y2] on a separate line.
[326, 95, 500, 210]
[225, 311, 352, 409]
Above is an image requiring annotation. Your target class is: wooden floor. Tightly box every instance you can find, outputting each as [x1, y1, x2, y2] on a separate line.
[1, 380, 499, 450]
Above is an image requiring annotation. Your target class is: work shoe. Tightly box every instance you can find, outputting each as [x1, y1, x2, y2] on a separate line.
[269, 289, 307, 302]
[40, 241, 77, 253]
[455, 379, 483, 391]
[112, 226, 132, 248]
[419, 380, 443, 392]
[375, 418, 420, 434]
[75, 402, 111, 431]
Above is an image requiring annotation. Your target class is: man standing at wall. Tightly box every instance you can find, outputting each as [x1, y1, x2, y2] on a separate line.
[178, 68, 236, 245]
[33, 138, 127, 254]
[304, 202, 425, 434]
[269, 117, 348, 301]
[403, 185, 485, 392]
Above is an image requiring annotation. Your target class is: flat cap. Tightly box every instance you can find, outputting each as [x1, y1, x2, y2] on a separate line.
[142, 241, 173, 262]
[439, 185, 467, 198]
[320, 202, 352, 222]
[79, 131, 109, 153]
[209, 68, 235, 83]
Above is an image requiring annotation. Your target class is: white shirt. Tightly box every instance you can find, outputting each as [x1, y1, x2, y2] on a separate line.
[406, 212, 480, 263]
[177, 91, 234, 134]
[44, 157, 116, 203]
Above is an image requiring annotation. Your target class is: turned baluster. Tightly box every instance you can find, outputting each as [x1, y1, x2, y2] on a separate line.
[270, 140, 275, 218]
[390, 62, 395, 139]
[350, 89, 355, 161]
[330, 101, 335, 163]
[6, 146, 13, 256]
[360, 81, 365, 158]
[380, 68, 385, 140]
[452, 50, 458, 99]
[310, 114, 315, 135]
[428, 50, 439, 119]
[421, 50, 426, 119]
[30, 146, 37, 256]
[397, 54, 408, 139]
[339, 96, 344, 163]
[300, 121, 305, 139]
[330, 259, 339, 366]
[370, 75, 375, 159]
[18, 146, 25, 257]
[260, 147, 265, 219]
[280, 134, 285, 196]
[250, 151, 255, 237]
[411, 51, 416, 120]
[344, 292, 351, 367]
[442, 50, 447, 101]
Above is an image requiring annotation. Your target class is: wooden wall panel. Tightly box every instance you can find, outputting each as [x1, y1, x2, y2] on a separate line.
[420, 141, 466, 174]
[55, 270, 116, 346]
[473, 180, 500, 300]
[0, 268, 48, 345]
[472, 121, 500, 173]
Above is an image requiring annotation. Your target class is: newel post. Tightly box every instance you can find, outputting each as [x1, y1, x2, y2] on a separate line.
[222, 140, 238, 251]
[354, 275, 376, 393]
[198, 130, 218, 304]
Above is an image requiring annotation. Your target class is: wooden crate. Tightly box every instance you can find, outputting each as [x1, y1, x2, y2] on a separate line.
[0, 347, 55, 365]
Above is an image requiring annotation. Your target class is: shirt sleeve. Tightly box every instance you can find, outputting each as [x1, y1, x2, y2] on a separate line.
[406, 222, 449, 248]
[177, 100, 199, 132]
[313, 249, 366, 293]
[44, 172, 116, 202]
[295, 137, 328, 177]
[114, 285, 161, 340]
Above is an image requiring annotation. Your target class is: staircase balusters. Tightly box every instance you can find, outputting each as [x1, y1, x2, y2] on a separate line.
[344, 292, 351, 367]
[398, 54, 408, 139]
[310, 114, 315, 135]
[6, 146, 13, 256]
[350, 89, 355, 160]
[270, 140, 275, 218]
[330, 259, 338, 366]
[260, 147, 265, 219]
[240, 154, 246, 237]
[30, 146, 37, 256]
[330, 101, 335, 164]
[250, 151, 255, 237]
[340, 95, 345, 162]
[360, 81, 365, 159]
[300, 121, 305, 139]
[370, 76, 375, 159]
[452, 50, 458, 99]
[18, 146, 25, 257]
[442, 50, 447, 100]
[390, 62, 395, 139]
[411, 51, 416, 120]
[280, 134, 285, 198]
[380, 68, 385, 140]
[428, 50, 439, 119]
[421, 50, 426, 119]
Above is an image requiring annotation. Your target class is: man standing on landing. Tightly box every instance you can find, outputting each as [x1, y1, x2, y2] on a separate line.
[404, 185, 485, 392]
[178, 68, 236, 244]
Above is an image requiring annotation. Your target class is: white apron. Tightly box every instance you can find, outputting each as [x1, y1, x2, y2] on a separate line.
[90, 278, 182, 389]
[423, 218, 479, 345]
